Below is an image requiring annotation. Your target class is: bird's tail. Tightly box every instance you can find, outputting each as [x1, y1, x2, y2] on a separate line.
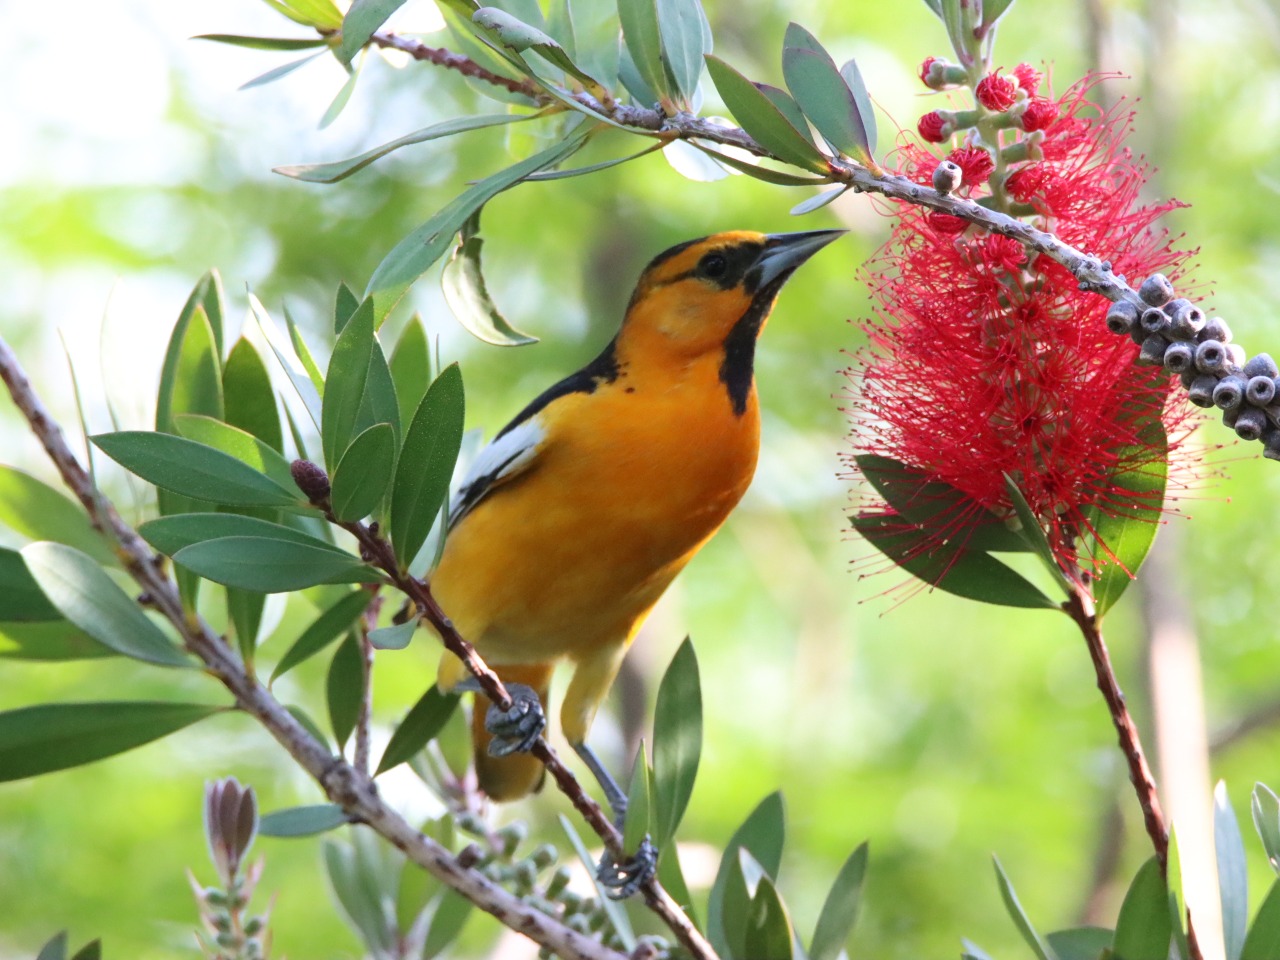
[471, 663, 555, 802]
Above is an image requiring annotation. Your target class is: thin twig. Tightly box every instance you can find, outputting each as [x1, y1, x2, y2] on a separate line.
[0, 333, 628, 960]
[354, 630, 376, 777]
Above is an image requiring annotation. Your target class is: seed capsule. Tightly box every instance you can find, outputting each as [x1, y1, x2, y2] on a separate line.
[1106, 300, 1139, 335]
[932, 160, 963, 194]
[1213, 374, 1247, 410]
[1199, 316, 1232, 343]
[1140, 307, 1170, 335]
[1247, 375, 1277, 406]
[1187, 375, 1218, 408]
[1223, 407, 1240, 429]
[1139, 273, 1175, 306]
[1165, 299, 1206, 338]
[1195, 340, 1229, 374]
[1227, 344, 1248, 370]
[1138, 334, 1168, 365]
[1245, 352, 1280, 379]
[1236, 407, 1268, 441]
[1163, 341, 1195, 373]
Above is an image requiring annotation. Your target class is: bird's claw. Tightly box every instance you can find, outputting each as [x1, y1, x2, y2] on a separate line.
[596, 835, 657, 900]
[483, 682, 546, 757]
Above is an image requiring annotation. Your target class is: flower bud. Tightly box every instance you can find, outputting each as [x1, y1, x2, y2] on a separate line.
[499, 822, 527, 857]
[917, 111, 950, 143]
[1140, 307, 1170, 335]
[1138, 274, 1174, 306]
[1213, 374, 1247, 410]
[1165, 299, 1205, 338]
[1105, 301, 1139, 335]
[530, 844, 557, 870]
[1247, 375, 1277, 406]
[1195, 340, 1229, 374]
[1244, 352, 1280, 379]
[976, 72, 1018, 111]
[545, 866, 572, 900]
[932, 160, 963, 195]
[1162, 341, 1194, 373]
[1019, 97, 1059, 131]
[1138, 334, 1168, 365]
[1013, 62, 1042, 94]
[1200, 316, 1232, 343]
[290, 459, 330, 502]
[1187, 374, 1218, 408]
[1236, 406, 1268, 441]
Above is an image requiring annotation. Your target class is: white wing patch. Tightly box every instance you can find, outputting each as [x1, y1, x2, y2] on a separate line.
[449, 415, 546, 526]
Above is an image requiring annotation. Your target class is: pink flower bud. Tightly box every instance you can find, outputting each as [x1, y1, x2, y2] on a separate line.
[976, 71, 1018, 111]
[917, 111, 950, 143]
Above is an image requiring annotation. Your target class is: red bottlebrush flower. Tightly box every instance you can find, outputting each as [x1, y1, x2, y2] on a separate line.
[849, 78, 1199, 587]
[1013, 62, 1042, 94]
[919, 56, 939, 87]
[917, 110, 950, 143]
[947, 146, 995, 186]
[976, 70, 1018, 110]
[1020, 96, 1060, 132]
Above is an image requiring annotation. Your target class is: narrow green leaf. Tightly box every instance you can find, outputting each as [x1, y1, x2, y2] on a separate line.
[704, 55, 828, 172]
[1218, 782, 1249, 960]
[623, 745, 654, 853]
[526, 141, 666, 180]
[398, 816, 451, 926]
[223, 337, 285, 454]
[173, 537, 380, 593]
[390, 364, 465, 569]
[68, 940, 101, 960]
[319, 50, 364, 130]
[993, 857, 1056, 960]
[422, 891, 474, 960]
[228, 588, 265, 664]
[657, 846, 699, 929]
[756, 83, 817, 147]
[1045, 928, 1114, 960]
[272, 590, 373, 683]
[337, 0, 407, 62]
[376, 688, 461, 774]
[810, 842, 869, 960]
[357, 330, 400, 444]
[1003, 473, 1074, 596]
[471, 7, 602, 91]
[839, 58, 878, 157]
[324, 837, 398, 953]
[981, 0, 1017, 33]
[329, 284, 359, 336]
[331, 423, 396, 522]
[1091, 432, 1168, 614]
[853, 512, 1057, 609]
[566, 0, 620, 90]
[282, 303, 326, 395]
[692, 144, 831, 185]
[0, 701, 221, 781]
[921, 0, 944, 17]
[782, 24, 872, 161]
[22, 542, 190, 667]
[790, 186, 846, 216]
[322, 298, 375, 470]
[365, 126, 590, 323]
[0, 621, 116, 661]
[259, 803, 348, 836]
[1113, 857, 1171, 960]
[652, 637, 701, 850]
[390, 315, 432, 425]
[655, 0, 711, 102]
[140, 512, 340, 557]
[368, 619, 417, 650]
[36, 932, 67, 960]
[173, 415, 297, 492]
[1242, 880, 1280, 960]
[327, 632, 363, 749]
[618, 0, 669, 101]
[708, 792, 785, 958]
[1254, 783, 1280, 875]
[93, 432, 301, 508]
[194, 33, 328, 50]
[157, 283, 223, 434]
[558, 815, 637, 949]
[442, 218, 539, 346]
[263, 0, 343, 29]
[251, 295, 322, 430]
[287, 704, 331, 749]
[0, 466, 117, 565]
[618, 42, 660, 105]
[742, 867, 795, 960]
[0, 547, 62, 621]
[239, 51, 326, 90]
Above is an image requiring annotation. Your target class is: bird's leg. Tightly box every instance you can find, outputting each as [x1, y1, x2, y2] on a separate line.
[455, 678, 547, 756]
[574, 741, 658, 900]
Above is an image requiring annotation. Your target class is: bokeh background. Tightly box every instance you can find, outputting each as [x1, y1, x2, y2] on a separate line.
[4, 0, 1280, 957]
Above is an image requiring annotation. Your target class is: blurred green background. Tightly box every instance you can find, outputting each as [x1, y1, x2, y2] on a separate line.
[4, 0, 1280, 957]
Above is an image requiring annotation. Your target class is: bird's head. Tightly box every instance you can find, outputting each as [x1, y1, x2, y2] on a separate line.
[621, 229, 844, 357]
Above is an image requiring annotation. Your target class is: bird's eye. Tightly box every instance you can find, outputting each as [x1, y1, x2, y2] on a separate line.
[699, 253, 728, 279]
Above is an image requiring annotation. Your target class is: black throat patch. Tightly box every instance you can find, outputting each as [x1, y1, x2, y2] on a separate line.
[719, 278, 785, 416]
[496, 336, 621, 440]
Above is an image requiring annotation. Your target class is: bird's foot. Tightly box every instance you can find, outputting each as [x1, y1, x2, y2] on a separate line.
[596, 835, 657, 900]
[454, 678, 547, 755]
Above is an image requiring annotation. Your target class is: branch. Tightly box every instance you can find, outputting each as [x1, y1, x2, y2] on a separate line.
[0, 333, 627, 960]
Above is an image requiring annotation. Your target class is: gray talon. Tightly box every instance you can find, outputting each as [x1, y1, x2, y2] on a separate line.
[596, 835, 657, 900]
[484, 682, 546, 756]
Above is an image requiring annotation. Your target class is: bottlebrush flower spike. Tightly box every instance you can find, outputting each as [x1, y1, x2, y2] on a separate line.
[847, 79, 1200, 595]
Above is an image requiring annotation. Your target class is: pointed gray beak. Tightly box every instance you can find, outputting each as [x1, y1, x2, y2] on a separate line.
[749, 229, 846, 292]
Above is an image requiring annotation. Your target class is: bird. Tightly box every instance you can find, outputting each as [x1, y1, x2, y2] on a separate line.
[429, 229, 842, 816]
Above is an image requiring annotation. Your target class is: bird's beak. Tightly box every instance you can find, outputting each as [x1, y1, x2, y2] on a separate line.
[750, 229, 846, 291]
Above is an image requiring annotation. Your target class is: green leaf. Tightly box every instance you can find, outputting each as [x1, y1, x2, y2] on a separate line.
[240, 50, 326, 90]
[755, 83, 817, 147]
[652, 637, 701, 850]
[1254, 783, 1280, 875]
[68, 940, 101, 960]
[921, 0, 944, 17]
[0, 701, 221, 782]
[1003, 474, 1074, 596]
[173, 414, 297, 492]
[324, 834, 400, 954]
[471, 7, 603, 92]
[157, 284, 224, 434]
[742, 866, 795, 960]
[442, 216, 539, 346]
[1112, 857, 1171, 960]
[390, 315, 432, 426]
[337, 0, 407, 62]
[223, 337, 285, 454]
[173, 537, 380, 593]
[390, 364, 465, 569]
[194, 33, 329, 50]
[1045, 928, 1114, 960]
[0, 621, 116, 661]
[558, 815, 637, 950]
[0, 466, 117, 565]
[618, 0, 669, 102]
[657, 845, 698, 929]
[21, 542, 190, 667]
[358, 328, 401, 443]
[790, 186, 846, 216]
[322, 298, 375, 470]
[327, 632, 364, 749]
[708, 792, 785, 958]
[398, 816, 451, 926]
[365, 125, 590, 323]
[993, 857, 1056, 960]
[810, 842, 869, 960]
[287, 703, 331, 749]
[1091, 429, 1168, 615]
[368, 619, 417, 650]
[623, 745, 654, 853]
[93, 432, 301, 508]
[283, 303, 327, 395]
[0, 547, 61, 621]
[839, 58, 878, 157]
[251, 294, 323, 429]
[704, 55, 828, 172]
[140, 512, 338, 557]
[1243, 880, 1280, 960]
[259, 803, 348, 836]
[228, 588, 266, 664]
[334, 281, 361, 333]
[319, 50, 364, 130]
[36, 932, 67, 960]
[782, 24, 872, 162]
[272, 590, 373, 682]
[692, 144, 831, 185]
[566, 0, 621, 93]
[262, 0, 343, 29]
[853, 512, 1057, 609]
[526, 141, 666, 180]
[980, 0, 1017, 33]
[377, 688, 461, 774]
[655, 0, 712, 103]
[1218, 782, 1249, 960]
[422, 890, 474, 959]
[331, 423, 396, 522]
